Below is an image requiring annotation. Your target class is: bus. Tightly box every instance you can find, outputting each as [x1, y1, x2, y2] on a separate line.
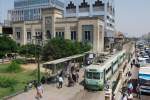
[139, 67, 150, 93]
[84, 50, 126, 90]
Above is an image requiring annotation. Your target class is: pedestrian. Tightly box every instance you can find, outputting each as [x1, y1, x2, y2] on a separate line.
[36, 83, 44, 99]
[136, 84, 141, 99]
[68, 74, 74, 87]
[121, 93, 127, 100]
[128, 71, 132, 77]
[72, 72, 76, 82]
[58, 75, 63, 88]
[41, 76, 46, 84]
[131, 62, 133, 69]
[127, 93, 133, 100]
[76, 72, 79, 83]
[112, 93, 115, 100]
[127, 82, 133, 94]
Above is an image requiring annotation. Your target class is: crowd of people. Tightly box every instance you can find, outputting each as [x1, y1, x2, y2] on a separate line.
[58, 66, 79, 88]
[120, 59, 141, 100]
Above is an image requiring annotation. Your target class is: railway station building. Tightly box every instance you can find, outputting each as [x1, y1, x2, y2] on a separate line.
[10, 0, 116, 53]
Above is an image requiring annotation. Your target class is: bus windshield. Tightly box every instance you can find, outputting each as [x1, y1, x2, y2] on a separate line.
[86, 72, 100, 79]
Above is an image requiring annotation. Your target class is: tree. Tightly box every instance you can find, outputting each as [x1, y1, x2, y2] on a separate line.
[0, 35, 18, 58]
[42, 38, 91, 61]
[19, 44, 42, 58]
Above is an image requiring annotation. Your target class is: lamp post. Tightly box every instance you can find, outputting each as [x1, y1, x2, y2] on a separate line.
[37, 49, 40, 84]
[33, 35, 42, 84]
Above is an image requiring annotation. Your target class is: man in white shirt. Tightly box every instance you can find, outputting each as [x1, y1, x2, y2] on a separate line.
[58, 76, 63, 88]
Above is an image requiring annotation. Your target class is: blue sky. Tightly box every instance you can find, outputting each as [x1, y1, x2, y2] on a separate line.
[0, 0, 150, 37]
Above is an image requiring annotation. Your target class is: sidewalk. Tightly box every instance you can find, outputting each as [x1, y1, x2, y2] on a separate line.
[114, 57, 136, 100]
[9, 69, 85, 100]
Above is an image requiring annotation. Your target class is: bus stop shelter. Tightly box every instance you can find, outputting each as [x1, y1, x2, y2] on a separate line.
[42, 53, 86, 82]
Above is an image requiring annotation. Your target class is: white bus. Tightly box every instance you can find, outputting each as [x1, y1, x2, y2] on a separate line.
[139, 67, 150, 93]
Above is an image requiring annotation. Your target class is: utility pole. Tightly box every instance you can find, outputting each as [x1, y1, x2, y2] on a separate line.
[37, 49, 40, 84]
[33, 35, 41, 84]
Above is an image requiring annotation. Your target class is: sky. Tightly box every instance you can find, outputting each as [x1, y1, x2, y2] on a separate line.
[0, 0, 150, 37]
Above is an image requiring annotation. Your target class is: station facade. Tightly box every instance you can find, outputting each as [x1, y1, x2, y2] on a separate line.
[11, 0, 116, 53]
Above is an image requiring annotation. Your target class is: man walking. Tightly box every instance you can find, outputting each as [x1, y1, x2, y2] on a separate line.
[58, 75, 63, 88]
[136, 84, 141, 99]
[35, 83, 44, 99]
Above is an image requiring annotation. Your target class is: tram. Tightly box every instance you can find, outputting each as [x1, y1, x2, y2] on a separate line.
[84, 50, 126, 90]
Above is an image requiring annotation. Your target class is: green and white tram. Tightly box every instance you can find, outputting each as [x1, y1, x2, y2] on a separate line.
[84, 50, 126, 90]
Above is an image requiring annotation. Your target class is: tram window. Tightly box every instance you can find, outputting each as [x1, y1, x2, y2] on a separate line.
[86, 72, 92, 79]
[101, 72, 103, 79]
[93, 72, 100, 79]
[106, 67, 111, 74]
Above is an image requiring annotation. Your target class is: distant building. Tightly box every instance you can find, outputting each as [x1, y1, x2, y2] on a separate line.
[115, 31, 125, 44]
[64, 0, 116, 49]
[9, 0, 118, 53]
[9, 0, 64, 22]
[0, 24, 13, 38]
[12, 8, 104, 53]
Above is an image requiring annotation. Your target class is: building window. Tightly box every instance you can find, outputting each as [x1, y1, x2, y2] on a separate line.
[56, 32, 64, 39]
[85, 31, 91, 41]
[56, 32, 58, 37]
[27, 32, 31, 40]
[82, 25, 93, 43]
[71, 31, 77, 40]
[46, 30, 51, 39]
[35, 32, 42, 40]
[16, 32, 21, 40]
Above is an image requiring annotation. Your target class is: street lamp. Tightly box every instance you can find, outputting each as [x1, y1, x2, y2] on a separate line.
[33, 35, 43, 84]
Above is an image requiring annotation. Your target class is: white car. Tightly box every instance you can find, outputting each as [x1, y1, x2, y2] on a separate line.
[138, 57, 148, 67]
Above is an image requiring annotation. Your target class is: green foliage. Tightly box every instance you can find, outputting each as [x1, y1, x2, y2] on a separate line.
[42, 38, 91, 61]
[7, 61, 22, 73]
[0, 76, 18, 88]
[30, 69, 43, 80]
[30, 69, 38, 78]
[12, 59, 26, 64]
[0, 64, 37, 98]
[19, 44, 42, 58]
[0, 36, 18, 59]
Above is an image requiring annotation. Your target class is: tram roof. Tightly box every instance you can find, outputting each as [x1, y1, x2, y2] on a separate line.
[86, 50, 126, 71]
[86, 63, 105, 71]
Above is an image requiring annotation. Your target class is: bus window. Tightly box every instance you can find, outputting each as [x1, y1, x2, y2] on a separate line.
[93, 72, 100, 79]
